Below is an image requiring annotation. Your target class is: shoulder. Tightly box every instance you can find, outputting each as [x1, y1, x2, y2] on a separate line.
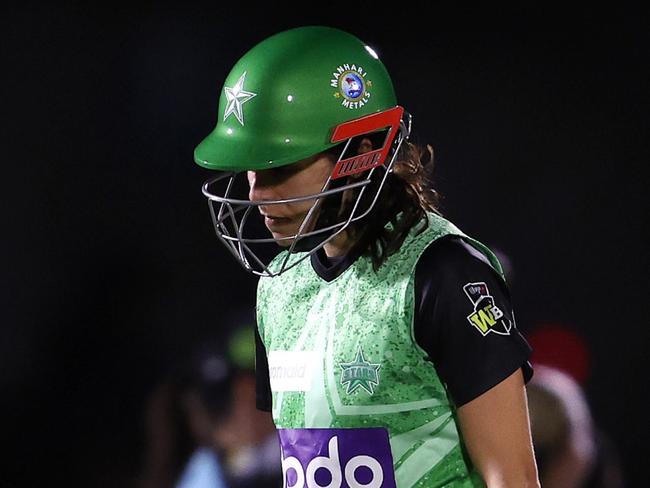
[412, 233, 512, 317]
[416, 234, 500, 282]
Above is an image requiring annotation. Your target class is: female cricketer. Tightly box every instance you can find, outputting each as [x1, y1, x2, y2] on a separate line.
[194, 26, 540, 488]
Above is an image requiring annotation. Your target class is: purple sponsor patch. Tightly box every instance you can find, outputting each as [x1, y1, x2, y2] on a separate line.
[278, 428, 396, 488]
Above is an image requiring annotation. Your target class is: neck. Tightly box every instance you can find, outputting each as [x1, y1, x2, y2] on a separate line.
[323, 230, 355, 257]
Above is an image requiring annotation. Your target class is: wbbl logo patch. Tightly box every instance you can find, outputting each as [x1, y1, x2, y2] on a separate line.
[463, 282, 512, 336]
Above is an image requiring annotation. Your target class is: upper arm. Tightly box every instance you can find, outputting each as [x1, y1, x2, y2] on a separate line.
[412, 236, 539, 485]
[413, 235, 534, 408]
[456, 368, 540, 487]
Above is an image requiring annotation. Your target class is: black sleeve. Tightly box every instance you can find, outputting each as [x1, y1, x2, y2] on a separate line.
[413, 234, 534, 408]
[255, 326, 273, 412]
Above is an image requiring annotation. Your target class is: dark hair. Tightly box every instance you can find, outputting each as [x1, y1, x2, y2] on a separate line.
[322, 139, 442, 271]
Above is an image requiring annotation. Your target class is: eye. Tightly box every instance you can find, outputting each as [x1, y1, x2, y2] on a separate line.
[272, 164, 300, 177]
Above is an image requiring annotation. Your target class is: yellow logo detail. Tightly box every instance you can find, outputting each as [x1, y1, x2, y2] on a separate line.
[469, 305, 497, 333]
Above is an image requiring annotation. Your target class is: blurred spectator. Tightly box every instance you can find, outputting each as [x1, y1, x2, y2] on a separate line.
[137, 344, 231, 488]
[529, 324, 591, 386]
[527, 326, 625, 487]
[213, 327, 280, 488]
[527, 365, 596, 487]
[137, 325, 280, 488]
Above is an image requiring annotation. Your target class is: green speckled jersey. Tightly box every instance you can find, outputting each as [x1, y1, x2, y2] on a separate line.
[257, 212, 505, 487]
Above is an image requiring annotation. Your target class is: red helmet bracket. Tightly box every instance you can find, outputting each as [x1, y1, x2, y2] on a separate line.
[330, 106, 405, 179]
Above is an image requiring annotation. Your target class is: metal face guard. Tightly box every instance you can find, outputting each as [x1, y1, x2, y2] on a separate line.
[201, 108, 412, 277]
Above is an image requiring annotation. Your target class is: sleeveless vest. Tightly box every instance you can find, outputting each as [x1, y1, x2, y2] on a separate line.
[257, 212, 504, 487]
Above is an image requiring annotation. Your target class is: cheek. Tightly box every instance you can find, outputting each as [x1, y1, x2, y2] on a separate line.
[297, 166, 333, 193]
[318, 163, 336, 190]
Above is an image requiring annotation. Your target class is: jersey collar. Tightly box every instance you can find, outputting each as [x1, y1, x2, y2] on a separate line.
[310, 244, 364, 282]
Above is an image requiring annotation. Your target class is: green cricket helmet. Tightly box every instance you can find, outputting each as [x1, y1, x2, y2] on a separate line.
[195, 26, 412, 276]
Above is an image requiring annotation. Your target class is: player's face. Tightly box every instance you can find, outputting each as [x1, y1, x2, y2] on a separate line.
[247, 153, 335, 245]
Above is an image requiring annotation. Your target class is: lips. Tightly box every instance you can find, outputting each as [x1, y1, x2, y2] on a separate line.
[262, 214, 292, 230]
[262, 214, 290, 221]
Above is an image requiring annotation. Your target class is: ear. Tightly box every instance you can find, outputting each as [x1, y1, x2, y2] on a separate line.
[358, 137, 373, 154]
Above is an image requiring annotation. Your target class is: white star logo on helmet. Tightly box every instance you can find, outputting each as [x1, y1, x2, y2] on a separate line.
[223, 71, 257, 126]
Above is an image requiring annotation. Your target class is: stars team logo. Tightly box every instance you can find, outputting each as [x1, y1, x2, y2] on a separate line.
[339, 346, 381, 395]
[223, 71, 257, 126]
[330, 63, 372, 110]
[463, 282, 512, 336]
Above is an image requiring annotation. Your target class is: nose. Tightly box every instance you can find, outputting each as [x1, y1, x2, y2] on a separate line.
[247, 169, 276, 203]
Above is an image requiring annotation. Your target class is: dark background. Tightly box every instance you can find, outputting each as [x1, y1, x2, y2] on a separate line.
[2, 4, 647, 487]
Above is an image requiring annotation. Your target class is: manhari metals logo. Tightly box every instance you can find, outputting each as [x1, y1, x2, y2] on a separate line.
[331, 63, 372, 109]
[339, 346, 381, 394]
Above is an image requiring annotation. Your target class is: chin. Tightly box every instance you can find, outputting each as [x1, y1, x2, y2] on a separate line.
[270, 231, 295, 247]
[275, 238, 292, 248]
